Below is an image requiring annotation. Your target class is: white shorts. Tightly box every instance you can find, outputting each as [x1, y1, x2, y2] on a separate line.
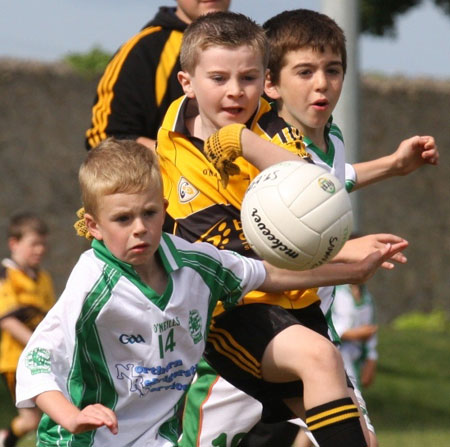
[179, 358, 375, 447]
[179, 358, 262, 447]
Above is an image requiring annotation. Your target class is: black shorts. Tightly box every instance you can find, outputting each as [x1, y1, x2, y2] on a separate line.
[204, 302, 352, 422]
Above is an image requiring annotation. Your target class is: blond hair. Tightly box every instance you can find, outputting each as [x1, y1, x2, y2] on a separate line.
[180, 11, 269, 74]
[79, 138, 162, 217]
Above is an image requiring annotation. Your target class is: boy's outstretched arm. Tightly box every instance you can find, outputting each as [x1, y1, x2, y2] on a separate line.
[35, 391, 118, 435]
[352, 135, 438, 190]
[260, 241, 406, 293]
[204, 125, 308, 187]
[334, 233, 409, 269]
[239, 128, 308, 170]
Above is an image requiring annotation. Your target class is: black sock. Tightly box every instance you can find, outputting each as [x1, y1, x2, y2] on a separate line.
[305, 397, 367, 447]
[4, 427, 19, 447]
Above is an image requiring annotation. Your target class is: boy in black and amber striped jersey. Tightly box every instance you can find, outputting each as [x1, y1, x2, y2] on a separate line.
[156, 12, 408, 447]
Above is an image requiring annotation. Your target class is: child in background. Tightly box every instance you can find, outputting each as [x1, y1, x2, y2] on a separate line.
[0, 213, 55, 447]
[15, 139, 397, 447]
[332, 284, 378, 389]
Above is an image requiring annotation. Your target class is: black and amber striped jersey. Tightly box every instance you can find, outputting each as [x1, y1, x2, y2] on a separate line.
[157, 95, 319, 310]
[0, 259, 55, 373]
[85, 7, 186, 149]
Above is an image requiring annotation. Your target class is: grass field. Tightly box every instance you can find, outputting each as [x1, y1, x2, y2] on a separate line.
[2, 327, 449, 447]
[363, 327, 450, 446]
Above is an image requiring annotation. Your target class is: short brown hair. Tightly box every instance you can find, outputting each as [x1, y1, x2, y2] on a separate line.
[180, 11, 269, 74]
[263, 9, 347, 85]
[8, 213, 49, 240]
[79, 138, 162, 217]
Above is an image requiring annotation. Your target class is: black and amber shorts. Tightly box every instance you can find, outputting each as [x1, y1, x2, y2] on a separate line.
[204, 302, 352, 422]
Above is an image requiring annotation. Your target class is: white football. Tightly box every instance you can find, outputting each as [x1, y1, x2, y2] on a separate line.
[241, 160, 353, 270]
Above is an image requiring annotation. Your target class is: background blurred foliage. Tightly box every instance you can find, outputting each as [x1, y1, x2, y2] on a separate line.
[361, 0, 450, 36]
[392, 310, 449, 332]
[63, 46, 112, 77]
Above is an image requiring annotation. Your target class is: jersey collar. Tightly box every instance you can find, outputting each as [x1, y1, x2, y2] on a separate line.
[92, 235, 183, 278]
[301, 116, 335, 167]
[1, 257, 40, 280]
[92, 235, 185, 310]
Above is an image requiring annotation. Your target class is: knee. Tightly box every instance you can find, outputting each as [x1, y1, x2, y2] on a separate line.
[261, 325, 344, 383]
[305, 338, 343, 375]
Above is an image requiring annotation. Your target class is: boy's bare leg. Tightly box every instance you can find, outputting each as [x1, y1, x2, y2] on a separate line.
[261, 325, 348, 406]
[369, 431, 379, 447]
[293, 429, 314, 447]
[261, 325, 368, 447]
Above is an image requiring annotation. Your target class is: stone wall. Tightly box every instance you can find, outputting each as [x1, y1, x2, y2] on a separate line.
[359, 77, 449, 321]
[0, 59, 448, 322]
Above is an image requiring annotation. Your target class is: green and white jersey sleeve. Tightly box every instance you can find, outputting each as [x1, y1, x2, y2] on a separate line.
[16, 233, 265, 447]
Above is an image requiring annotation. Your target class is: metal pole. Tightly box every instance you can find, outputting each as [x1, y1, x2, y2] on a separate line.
[321, 0, 361, 232]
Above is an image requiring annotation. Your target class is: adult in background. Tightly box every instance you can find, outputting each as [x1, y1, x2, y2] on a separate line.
[85, 0, 230, 151]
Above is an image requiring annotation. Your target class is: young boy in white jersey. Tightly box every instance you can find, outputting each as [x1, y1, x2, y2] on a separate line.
[155, 11, 411, 447]
[259, 8, 439, 447]
[331, 283, 378, 390]
[14, 138, 399, 447]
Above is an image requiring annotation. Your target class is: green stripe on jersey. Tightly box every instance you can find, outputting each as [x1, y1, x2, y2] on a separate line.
[329, 122, 344, 141]
[158, 394, 186, 444]
[37, 264, 121, 446]
[71, 264, 120, 407]
[179, 358, 219, 447]
[178, 248, 243, 318]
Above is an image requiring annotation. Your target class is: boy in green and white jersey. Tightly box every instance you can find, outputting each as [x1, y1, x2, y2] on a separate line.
[15, 138, 397, 447]
[262, 8, 439, 447]
[14, 138, 262, 447]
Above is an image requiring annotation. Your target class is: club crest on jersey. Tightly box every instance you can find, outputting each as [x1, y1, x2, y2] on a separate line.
[25, 347, 51, 375]
[178, 177, 199, 203]
[188, 309, 203, 344]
